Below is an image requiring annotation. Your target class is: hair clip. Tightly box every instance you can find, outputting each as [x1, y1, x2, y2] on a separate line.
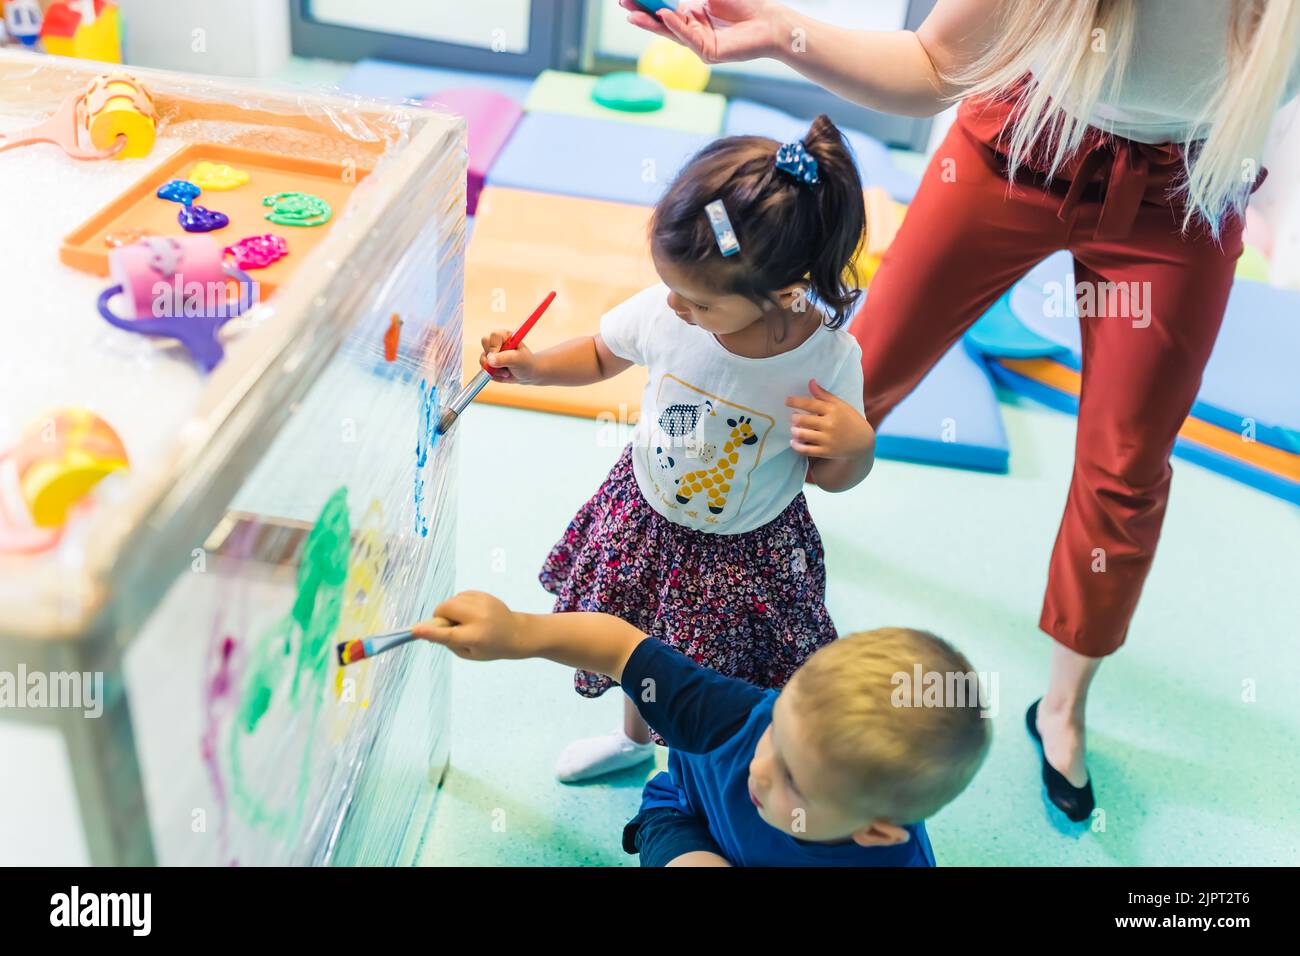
[704, 199, 740, 257]
[775, 141, 820, 186]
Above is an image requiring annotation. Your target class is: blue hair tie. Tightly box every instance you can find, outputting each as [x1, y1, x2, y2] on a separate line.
[775, 141, 819, 186]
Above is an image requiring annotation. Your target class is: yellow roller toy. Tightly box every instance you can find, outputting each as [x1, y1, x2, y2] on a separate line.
[0, 72, 154, 161]
[8, 409, 130, 529]
[83, 73, 156, 158]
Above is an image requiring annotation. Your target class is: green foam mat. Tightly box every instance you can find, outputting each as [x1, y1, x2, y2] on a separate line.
[524, 70, 725, 136]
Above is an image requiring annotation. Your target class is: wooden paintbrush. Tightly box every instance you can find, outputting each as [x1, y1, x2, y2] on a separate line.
[336, 618, 450, 666]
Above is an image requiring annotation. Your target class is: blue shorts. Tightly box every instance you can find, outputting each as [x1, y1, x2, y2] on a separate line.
[623, 806, 726, 867]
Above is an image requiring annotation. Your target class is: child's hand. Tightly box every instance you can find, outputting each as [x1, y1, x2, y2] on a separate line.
[480, 328, 540, 384]
[785, 379, 874, 460]
[411, 591, 528, 661]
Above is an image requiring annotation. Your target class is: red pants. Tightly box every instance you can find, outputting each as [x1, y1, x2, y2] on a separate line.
[853, 97, 1254, 657]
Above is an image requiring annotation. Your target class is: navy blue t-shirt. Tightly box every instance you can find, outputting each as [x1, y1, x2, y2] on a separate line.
[620, 638, 935, 867]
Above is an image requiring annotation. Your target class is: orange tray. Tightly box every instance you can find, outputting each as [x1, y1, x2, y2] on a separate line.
[61, 143, 372, 295]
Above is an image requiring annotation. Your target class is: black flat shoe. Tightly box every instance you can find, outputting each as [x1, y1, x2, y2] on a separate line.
[1026, 699, 1095, 822]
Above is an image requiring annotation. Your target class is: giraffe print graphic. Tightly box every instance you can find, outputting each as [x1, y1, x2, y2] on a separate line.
[675, 416, 758, 515]
[644, 374, 773, 527]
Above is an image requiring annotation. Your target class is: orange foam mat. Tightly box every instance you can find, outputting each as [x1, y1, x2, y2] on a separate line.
[998, 357, 1300, 481]
[62, 143, 372, 296]
[464, 187, 656, 420]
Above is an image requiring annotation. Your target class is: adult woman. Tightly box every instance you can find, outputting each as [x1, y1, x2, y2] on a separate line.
[623, 0, 1300, 820]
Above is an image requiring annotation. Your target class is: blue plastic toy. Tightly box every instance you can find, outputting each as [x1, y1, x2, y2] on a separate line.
[3, 0, 43, 48]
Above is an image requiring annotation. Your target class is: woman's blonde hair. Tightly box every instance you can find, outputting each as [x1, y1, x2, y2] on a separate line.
[940, 0, 1300, 237]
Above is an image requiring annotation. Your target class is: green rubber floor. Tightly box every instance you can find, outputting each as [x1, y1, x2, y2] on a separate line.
[418, 397, 1300, 866]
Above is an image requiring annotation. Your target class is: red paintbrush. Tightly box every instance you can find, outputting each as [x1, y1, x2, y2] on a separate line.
[436, 290, 556, 434]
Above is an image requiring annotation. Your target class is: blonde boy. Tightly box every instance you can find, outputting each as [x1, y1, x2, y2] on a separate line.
[416, 592, 990, 866]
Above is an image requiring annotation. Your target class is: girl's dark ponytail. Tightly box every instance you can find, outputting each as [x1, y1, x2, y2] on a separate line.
[799, 114, 866, 325]
[651, 113, 867, 329]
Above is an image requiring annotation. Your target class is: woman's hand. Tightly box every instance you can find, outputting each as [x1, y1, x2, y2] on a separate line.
[480, 328, 540, 384]
[785, 379, 874, 459]
[619, 0, 784, 64]
[627, 0, 997, 118]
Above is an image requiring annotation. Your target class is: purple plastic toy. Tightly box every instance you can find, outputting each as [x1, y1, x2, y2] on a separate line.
[96, 236, 255, 372]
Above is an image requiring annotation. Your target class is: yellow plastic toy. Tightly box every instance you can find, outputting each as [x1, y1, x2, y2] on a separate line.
[10, 409, 129, 528]
[637, 37, 711, 93]
[39, 0, 123, 65]
[84, 72, 156, 159]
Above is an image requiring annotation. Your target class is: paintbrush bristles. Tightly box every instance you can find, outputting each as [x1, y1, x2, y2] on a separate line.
[335, 619, 449, 667]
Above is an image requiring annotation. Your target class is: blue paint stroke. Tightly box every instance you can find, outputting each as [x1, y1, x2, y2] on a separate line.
[414, 379, 438, 538]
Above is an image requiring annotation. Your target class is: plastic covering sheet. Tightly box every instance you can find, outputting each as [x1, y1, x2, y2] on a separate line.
[0, 51, 465, 865]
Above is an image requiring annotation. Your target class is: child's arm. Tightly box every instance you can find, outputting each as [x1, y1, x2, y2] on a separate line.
[415, 591, 769, 757]
[411, 591, 646, 681]
[481, 331, 632, 387]
[806, 449, 874, 493]
[786, 379, 875, 493]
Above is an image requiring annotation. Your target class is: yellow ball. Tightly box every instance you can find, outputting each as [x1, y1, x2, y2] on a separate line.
[637, 37, 710, 93]
[1235, 244, 1270, 282]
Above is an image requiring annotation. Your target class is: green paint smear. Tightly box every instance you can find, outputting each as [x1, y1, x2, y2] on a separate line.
[263, 191, 332, 227]
[227, 487, 351, 838]
[237, 618, 293, 734]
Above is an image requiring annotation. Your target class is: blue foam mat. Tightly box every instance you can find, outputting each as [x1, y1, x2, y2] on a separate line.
[973, 251, 1300, 455]
[723, 99, 920, 204]
[342, 58, 536, 105]
[1193, 280, 1300, 453]
[485, 111, 709, 206]
[874, 340, 1009, 472]
[987, 361, 1300, 506]
[966, 289, 1072, 359]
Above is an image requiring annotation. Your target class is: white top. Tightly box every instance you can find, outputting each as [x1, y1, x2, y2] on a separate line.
[600, 284, 865, 535]
[1048, 0, 1300, 143]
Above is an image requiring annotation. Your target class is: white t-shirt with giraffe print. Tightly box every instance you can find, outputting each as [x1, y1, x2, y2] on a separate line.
[600, 283, 865, 535]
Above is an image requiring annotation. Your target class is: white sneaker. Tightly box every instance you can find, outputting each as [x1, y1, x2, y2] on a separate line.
[555, 732, 655, 783]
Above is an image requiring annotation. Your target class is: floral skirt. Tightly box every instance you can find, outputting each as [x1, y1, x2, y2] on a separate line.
[539, 445, 837, 713]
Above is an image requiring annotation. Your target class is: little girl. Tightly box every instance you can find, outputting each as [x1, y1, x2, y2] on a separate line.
[481, 115, 875, 782]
